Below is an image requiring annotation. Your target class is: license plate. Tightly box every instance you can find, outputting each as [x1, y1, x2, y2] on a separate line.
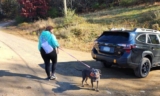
[102, 47, 110, 52]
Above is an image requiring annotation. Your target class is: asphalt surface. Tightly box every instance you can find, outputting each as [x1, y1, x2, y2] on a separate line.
[1, 21, 160, 96]
[0, 25, 103, 96]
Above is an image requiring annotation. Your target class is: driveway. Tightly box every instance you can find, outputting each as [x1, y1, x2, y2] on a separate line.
[0, 21, 160, 96]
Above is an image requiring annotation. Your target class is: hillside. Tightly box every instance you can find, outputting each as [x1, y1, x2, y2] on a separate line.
[1, 4, 160, 52]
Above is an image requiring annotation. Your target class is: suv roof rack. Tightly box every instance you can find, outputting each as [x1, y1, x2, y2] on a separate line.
[110, 28, 160, 33]
[110, 28, 135, 32]
[134, 28, 160, 33]
[110, 28, 126, 31]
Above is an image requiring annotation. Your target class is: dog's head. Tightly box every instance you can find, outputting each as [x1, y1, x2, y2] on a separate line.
[90, 68, 101, 82]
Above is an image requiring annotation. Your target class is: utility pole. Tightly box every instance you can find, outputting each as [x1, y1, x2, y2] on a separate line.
[63, 0, 67, 17]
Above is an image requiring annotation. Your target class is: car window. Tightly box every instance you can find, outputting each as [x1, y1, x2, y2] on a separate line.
[149, 34, 159, 44]
[158, 35, 160, 40]
[137, 34, 146, 43]
[97, 32, 129, 43]
[147, 36, 151, 43]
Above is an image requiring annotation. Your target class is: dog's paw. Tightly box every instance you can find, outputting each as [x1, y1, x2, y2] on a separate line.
[85, 84, 89, 86]
[81, 85, 84, 87]
[91, 88, 95, 90]
[96, 89, 99, 92]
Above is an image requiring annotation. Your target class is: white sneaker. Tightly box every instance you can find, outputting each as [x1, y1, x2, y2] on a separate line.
[50, 75, 57, 80]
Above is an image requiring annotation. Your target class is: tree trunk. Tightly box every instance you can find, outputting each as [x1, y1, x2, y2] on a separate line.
[63, 0, 67, 16]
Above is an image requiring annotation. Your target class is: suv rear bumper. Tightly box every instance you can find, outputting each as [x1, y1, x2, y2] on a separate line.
[91, 51, 138, 69]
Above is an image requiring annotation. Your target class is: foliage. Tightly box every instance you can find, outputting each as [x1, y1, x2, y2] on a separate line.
[151, 10, 160, 20]
[138, 10, 160, 23]
[3, 4, 160, 52]
[17, 0, 49, 21]
[47, 8, 58, 18]
[91, 2, 100, 9]
[63, 9, 85, 27]
[63, 9, 75, 25]
[71, 28, 82, 37]
[0, 0, 158, 19]
[1, 0, 18, 18]
[119, 0, 137, 6]
[15, 15, 25, 23]
[152, 23, 160, 30]
[56, 29, 71, 39]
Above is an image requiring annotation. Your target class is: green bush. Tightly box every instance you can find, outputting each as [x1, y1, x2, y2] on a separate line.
[15, 16, 25, 23]
[56, 29, 71, 39]
[99, 3, 106, 9]
[139, 10, 160, 23]
[120, 0, 137, 6]
[1, 0, 18, 18]
[71, 28, 83, 37]
[91, 3, 99, 9]
[152, 23, 160, 30]
[63, 9, 75, 25]
[63, 9, 85, 26]
[151, 10, 160, 20]
[48, 8, 58, 18]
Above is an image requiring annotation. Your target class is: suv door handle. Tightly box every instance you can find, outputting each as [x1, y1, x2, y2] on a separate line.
[151, 47, 155, 50]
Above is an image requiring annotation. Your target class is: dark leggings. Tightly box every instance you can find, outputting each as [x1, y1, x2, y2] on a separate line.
[40, 47, 57, 78]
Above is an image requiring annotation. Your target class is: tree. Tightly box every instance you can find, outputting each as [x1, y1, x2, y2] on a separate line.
[0, 0, 18, 18]
[17, 0, 49, 21]
[63, 0, 67, 16]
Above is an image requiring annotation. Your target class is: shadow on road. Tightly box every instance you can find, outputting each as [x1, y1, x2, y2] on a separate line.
[52, 81, 80, 93]
[38, 60, 143, 79]
[151, 66, 160, 71]
[0, 70, 43, 80]
[39, 60, 103, 77]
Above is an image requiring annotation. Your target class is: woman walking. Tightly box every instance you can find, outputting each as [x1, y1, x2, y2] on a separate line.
[38, 26, 59, 80]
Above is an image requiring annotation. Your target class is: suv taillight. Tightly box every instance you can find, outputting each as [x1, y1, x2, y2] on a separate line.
[118, 44, 136, 53]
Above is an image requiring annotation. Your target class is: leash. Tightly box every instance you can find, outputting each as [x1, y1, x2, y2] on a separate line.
[59, 47, 91, 68]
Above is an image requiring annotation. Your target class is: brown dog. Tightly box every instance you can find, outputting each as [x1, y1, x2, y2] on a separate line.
[76, 68, 101, 92]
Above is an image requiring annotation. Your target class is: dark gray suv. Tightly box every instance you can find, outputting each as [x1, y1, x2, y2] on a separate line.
[91, 28, 160, 78]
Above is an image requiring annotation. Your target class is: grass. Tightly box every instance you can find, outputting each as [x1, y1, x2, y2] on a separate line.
[2, 4, 160, 52]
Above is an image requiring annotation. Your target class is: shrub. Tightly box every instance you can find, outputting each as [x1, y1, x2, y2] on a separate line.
[56, 29, 71, 39]
[48, 8, 59, 18]
[119, 0, 137, 6]
[63, 9, 85, 27]
[63, 9, 75, 26]
[139, 10, 160, 23]
[71, 28, 83, 37]
[152, 23, 160, 30]
[151, 10, 160, 20]
[1, 0, 18, 18]
[15, 16, 26, 23]
[91, 3, 99, 9]
[18, 0, 49, 20]
[99, 3, 107, 9]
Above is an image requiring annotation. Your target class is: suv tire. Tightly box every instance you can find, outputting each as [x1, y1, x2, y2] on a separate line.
[134, 57, 151, 78]
[102, 61, 112, 68]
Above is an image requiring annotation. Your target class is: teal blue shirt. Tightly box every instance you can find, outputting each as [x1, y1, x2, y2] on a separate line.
[38, 30, 59, 51]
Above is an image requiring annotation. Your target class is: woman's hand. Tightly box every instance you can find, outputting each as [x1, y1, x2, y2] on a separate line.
[56, 47, 59, 54]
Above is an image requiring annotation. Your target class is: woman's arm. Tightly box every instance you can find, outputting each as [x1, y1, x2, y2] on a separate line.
[51, 34, 60, 54]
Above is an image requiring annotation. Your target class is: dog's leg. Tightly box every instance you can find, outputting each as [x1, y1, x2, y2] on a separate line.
[82, 77, 85, 87]
[85, 77, 89, 85]
[96, 81, 99, 92]
[91, 79, 94, 90]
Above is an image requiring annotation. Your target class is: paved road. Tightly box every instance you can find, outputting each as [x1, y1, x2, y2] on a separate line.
[1, 21, 160, 96]
[0, 27, 104, 96]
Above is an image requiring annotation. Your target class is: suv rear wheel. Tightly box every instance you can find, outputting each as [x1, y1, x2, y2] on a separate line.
[102, 61, 112, 68]
[134, 57, 151, 78]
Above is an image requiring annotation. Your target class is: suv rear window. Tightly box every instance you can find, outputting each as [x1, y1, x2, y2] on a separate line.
[97, 32, 129, 43]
